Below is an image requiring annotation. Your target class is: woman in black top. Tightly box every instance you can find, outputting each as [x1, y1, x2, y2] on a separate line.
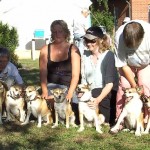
[39, 20, 81, 123]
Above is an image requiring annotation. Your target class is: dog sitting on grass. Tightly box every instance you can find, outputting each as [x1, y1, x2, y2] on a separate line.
[76, 84, 105, 133]
[50, 87, 77, 128]
[110, 86, 144, 136]
[21, 86, 53, 128]
[5, 84, 26, 123]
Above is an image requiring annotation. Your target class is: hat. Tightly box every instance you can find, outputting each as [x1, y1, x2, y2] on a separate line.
[83, 26, 104, 40]
[123, 17, 130, 23]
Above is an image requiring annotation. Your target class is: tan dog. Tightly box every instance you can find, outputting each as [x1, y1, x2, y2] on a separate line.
[50, 88, 77, 128]
[21, 86, 53, 128]
[141, 95, 150, 134]
[5, 84, 26, 123]
[0, 80, 8, 124]
[76, 84, 105, 133]
[110, 86, 144, 136]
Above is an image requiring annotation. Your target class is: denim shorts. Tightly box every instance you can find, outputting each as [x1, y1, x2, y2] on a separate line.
[47, 83, 78, 104]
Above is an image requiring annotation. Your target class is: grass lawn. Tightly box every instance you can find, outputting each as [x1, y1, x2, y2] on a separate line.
[0, 59, 149, 150]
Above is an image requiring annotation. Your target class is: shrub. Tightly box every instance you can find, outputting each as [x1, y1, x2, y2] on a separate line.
[0, 21, 22, 68]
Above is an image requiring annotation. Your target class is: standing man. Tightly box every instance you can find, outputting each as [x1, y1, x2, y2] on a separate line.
[73, 7, 91, 55]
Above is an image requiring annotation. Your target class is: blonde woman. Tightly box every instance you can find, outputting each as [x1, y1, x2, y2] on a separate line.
[39, 20, 81, 124]
[81, 26, 118, 126]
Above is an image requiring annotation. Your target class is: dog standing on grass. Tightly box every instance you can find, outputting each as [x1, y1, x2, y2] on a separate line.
[76, 84, 105, 133]
[5, 84, 26, 123]
[110, 86, 144, 136]
[50, 87, 77, 128]
[21, 86, 53, 128]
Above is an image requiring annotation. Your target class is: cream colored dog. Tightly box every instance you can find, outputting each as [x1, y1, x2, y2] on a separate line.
[5, 84, 26, 123]
[76, 84, 105, 133]
[110, 86, 144, 136]
[141, 95, 150, 134]
[21, 86, 53, 128]
[50, 88, 77, 128]
[0, 80, 8, 124]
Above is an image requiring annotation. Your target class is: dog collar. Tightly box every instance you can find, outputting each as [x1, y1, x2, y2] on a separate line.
[79, 100, 90, 103]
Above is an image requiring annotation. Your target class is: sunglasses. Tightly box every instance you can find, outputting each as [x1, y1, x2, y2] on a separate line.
[84, 38, 97, 44]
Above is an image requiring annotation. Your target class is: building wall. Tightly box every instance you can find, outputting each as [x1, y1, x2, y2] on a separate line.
[0, 0, 91, 50]
[131, 0, 150, 21]
[110, 0, 150, 29]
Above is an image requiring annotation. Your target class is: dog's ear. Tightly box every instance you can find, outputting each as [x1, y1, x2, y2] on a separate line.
[50, 89, 54, 94]
[63, 88, 68, 93]
[35, 86, 41, 91]
[122, 87, 126, 92]
[136, 85, 144, 95]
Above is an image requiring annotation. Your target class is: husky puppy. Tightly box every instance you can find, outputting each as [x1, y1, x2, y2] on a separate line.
[50, 88, 77, 128]
[110, 86, 144, 136]
[76, 84, 105, 133]
[22, 86, 53, 128]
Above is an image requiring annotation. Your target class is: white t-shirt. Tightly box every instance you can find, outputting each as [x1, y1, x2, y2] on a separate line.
[115, 20, 150, 68]
[73, 15, 90, 37]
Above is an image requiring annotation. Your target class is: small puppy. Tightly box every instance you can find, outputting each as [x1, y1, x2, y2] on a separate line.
[110, 86, 144, 136]
[5, 84, 26, 122]
[0, 80, 8, 124]
[50, 88, 76, 128]
[76, 84, 105, 133]
[22, 86, 53, 128]
[141, 95, 150, 134]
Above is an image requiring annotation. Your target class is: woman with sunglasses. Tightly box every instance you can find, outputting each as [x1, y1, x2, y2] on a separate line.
[81, 26, 119, 126]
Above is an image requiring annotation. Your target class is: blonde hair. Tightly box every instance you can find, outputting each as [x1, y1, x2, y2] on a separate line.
[50, 20, 70, 42]
[97, 34, 111, 52]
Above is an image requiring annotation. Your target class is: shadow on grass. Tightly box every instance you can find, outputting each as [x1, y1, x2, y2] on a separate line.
[19, 68, 40, 86]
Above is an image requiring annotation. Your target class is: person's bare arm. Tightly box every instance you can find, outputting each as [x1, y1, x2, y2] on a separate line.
[39, 45, 49, 99]
[88, 83, 113, 109]
[66, 45, 81, 101]
[121, 65, 137, 88]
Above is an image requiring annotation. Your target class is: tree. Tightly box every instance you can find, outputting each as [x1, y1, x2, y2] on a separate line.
[90, 0, 114, 34]
[0, 21, 21, 67]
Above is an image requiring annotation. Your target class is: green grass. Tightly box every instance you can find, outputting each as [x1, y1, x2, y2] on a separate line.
[0, 58, 149, 150]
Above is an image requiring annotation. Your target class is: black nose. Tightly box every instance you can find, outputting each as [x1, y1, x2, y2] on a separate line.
[77, 87, 81, 91]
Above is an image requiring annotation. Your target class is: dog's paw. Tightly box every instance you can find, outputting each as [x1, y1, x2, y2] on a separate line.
[142, 131, 149, 134]
[37, 124, 42, 128]
[77, 127, 84, 132]
[21, 122, 28, 125]
[135, 131, 142, 136]
[109, 127, 120, 134]
[122, 128, 130, 132]
[52, 124, 58, 128]
[43, 122, 49, 126]
[96, 128, 103, 134]
[72, 123, 78, 128]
